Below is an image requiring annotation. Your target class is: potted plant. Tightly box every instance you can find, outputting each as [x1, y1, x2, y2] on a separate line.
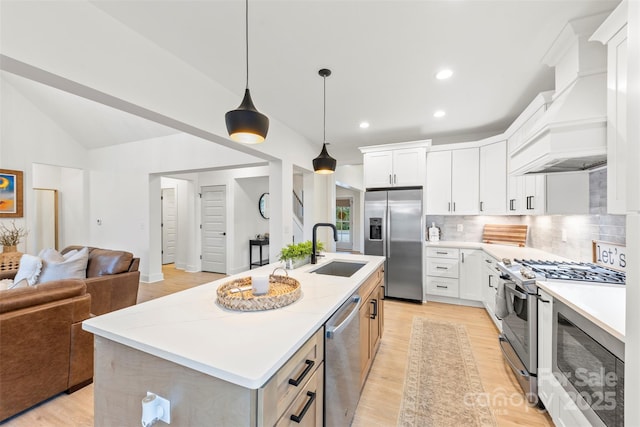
[279, 240, 324, 269]
[0, 220, 28, 253]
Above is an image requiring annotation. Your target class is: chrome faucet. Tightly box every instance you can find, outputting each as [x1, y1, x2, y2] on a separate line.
[312, 223, 338, 264]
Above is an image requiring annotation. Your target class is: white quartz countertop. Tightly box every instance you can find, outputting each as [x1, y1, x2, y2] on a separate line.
[426, 240, 625, 341]
[536, 280, 625, 341]
[82, 253, 385, 389]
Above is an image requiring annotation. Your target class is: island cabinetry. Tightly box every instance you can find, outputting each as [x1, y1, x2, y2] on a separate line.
[426, 148, 479, 215]
[358, 266, 384, 387]
[93, 329, 325, 427]
[363, 147, 426, 188]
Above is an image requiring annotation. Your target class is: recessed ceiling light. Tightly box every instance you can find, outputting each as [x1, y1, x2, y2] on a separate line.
[359, 122, 370, 129]
[433, 110, 446, 118]
[436, 69, 453, 80]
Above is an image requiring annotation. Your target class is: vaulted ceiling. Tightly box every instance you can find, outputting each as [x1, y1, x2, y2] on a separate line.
[2, 0, 621, 165]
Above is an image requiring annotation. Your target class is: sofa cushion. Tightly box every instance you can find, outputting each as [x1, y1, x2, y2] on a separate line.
[0, 279, 86, 314]
[13, 254, 43, 286]
[38, 247, 88, 284]
[86, 248, 133, 277]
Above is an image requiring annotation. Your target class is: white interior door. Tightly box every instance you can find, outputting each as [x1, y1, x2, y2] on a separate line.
[201, 185, 227, 274]
[161, 188, 177, 264]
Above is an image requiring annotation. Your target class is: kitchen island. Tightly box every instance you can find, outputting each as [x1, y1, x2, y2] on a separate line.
[83, 253, 385, 426]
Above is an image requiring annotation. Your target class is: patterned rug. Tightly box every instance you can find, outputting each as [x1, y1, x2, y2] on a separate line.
[397, 317, 497, 427]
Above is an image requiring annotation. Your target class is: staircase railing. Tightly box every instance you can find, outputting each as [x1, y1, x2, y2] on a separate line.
[293, 190, 304, 224]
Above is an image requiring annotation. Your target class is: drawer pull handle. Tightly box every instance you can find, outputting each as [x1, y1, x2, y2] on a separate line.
[370, 299, 378, 320]
[436, 251, 448, 255]
[485, 259, 492, 263]
[435, 266, 448, 270]
[436, 285, 448, 289]
[288, 359, 315, 387]
[290, 391, 316, 423]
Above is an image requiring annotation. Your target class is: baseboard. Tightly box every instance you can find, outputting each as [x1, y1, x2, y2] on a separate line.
[425, 294, 485, 308]
[185, 264, 199, 273]
[141, 272, 164, 283]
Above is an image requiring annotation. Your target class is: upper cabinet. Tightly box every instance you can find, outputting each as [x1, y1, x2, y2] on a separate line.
[507, 172, 589, 215]
[591, 2, 628, 214]
[361, 141, 429, 189]
[479, 141, 507, 214]
[426, 147, 479, 215]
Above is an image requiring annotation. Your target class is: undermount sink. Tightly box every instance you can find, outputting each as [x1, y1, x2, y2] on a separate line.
[309, 260, 367, 277]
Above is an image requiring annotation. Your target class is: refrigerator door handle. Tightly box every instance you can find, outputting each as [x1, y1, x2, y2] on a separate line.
[386, 205, 391, 258]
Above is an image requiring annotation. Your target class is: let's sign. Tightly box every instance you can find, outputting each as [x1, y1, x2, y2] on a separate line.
[592, 240, 626, 272]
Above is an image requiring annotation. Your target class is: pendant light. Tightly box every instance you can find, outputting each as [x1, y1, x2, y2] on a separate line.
[313, 68, 337, 174]
[225, 0, 269, 144]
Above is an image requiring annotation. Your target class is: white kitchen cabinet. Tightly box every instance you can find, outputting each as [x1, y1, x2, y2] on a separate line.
[425, 247, 459, 298]
[507, 172, 589, 215]
[426, 148, 479, 214]
[479, 141, 507, 214]
[459, 249, 482, 301]
[507, 175, 544, 215]
[591, 4, 628, 214]
[537, 289, 555, 411]
[363, 147, 426, 189]
[481, 253, 501, 331]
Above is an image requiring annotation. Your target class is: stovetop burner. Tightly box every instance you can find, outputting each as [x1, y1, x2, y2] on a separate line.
[514, 259, 626, 285]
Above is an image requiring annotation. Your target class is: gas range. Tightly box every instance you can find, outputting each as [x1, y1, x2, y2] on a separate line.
[498, 258, 626, 291]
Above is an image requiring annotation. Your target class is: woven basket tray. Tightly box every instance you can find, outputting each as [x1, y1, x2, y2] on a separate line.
[216, 267, 301, 311]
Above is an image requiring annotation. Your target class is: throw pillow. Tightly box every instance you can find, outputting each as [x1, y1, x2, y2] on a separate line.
[13, 254, 43, 286]
[37, 247, 89, 284]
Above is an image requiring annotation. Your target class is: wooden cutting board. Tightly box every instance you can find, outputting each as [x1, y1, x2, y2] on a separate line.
[482, 224, 528, 247]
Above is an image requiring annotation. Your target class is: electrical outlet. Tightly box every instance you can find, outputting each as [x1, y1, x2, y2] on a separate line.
[457, 224, 464, 232]
[561, 229, 567, 242]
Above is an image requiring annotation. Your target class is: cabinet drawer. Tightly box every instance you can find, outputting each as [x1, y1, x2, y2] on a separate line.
[261, 328, 324, 425]
[426, 276, 459, 298]
[276, 363, 324, 427]
[426, 247, 459, 259]
[426, 258, 459, 278]
[482, 254, 500, 271]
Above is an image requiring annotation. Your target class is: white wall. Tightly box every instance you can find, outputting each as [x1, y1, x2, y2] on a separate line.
[1, 76, 89, 253]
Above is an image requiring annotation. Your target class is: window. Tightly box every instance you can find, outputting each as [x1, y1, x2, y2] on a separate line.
[336, 198, 352, 251]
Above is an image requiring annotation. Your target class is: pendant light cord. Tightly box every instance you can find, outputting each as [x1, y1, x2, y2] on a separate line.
[323, 74, 326, 143]
[245, 0, 249, 89]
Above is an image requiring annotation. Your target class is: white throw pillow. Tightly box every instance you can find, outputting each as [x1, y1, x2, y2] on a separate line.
[37, 247, 89, 284]
[13, 254, 43, 286]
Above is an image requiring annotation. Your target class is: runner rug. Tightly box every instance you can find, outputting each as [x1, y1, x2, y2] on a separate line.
[397, 317, 497, 427]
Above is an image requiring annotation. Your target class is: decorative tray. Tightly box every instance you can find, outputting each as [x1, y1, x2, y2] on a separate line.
[216, 268, 301, 311]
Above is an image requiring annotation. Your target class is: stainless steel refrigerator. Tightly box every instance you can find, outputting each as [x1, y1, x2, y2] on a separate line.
[364, 188, 423, 301]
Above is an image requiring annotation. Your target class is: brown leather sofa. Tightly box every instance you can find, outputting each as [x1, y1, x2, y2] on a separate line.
[61, 246, 140, 316]
[0, 279, 93, 422]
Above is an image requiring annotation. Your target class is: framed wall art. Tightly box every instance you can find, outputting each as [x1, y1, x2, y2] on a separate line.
[0, 169, 24, 218]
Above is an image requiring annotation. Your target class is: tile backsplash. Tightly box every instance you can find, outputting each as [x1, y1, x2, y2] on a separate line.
[426, 168, 625, 262]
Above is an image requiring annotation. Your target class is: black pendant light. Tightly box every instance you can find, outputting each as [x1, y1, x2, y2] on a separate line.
[313, 68, 337, 174]
[225, 0, 269, 144]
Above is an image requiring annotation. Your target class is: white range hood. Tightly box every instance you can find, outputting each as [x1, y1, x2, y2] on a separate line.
[510, 13, 609, 175]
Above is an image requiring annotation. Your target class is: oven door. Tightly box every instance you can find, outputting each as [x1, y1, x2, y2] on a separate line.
[553, 299, 624, 427]
[501, 279, 537, 374]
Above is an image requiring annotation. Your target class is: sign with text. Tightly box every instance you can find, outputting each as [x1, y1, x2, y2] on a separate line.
[592, 240, 626, 272]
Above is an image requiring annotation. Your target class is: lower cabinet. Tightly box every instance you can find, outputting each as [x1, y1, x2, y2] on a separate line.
[359, 267, 384, 388]
[275, 364, 324, 427]
[482, 253, 502, 330]
[426, 247, 483, 303]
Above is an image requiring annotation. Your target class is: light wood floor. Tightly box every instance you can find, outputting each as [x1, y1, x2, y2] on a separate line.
[2, 265, 552, 427]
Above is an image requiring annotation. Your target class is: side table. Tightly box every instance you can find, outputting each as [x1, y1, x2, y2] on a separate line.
[249, 239, 269, 269]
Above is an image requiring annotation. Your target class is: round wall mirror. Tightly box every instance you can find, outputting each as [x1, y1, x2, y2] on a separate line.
[259, 193, 269, 219]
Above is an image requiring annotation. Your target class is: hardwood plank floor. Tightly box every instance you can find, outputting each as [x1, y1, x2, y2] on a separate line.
[2, 265, 552, 426]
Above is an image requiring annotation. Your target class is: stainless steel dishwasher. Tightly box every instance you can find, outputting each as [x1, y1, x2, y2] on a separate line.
[324, 293, 361, 426]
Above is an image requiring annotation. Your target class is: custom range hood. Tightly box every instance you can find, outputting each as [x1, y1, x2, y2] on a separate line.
[510, 13, 609, 175]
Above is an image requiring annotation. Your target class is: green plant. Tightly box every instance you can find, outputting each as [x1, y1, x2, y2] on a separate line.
[278, 240, 324, 261]
[0, 220, 28, 246]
